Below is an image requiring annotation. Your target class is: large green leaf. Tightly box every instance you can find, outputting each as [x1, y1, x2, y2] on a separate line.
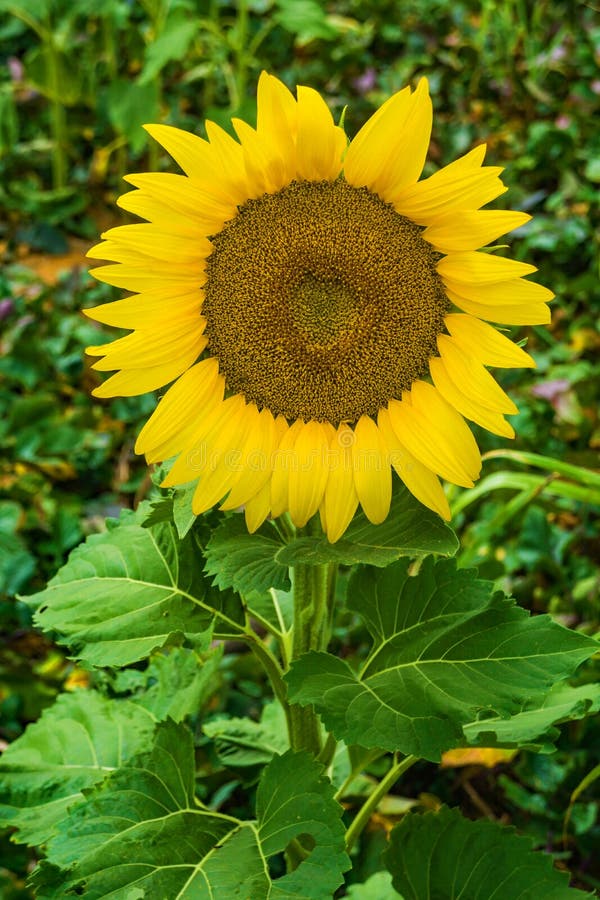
[24, 510, 244, 667]
[204, 515, 291, 594]
[0, 690, 154, 846]
[384, 806, 589, 898]
[279, 484, 458, 567]
[35, 724, 349, 899]
[285, 559, 597, 761]
[203, 487, 457, 599]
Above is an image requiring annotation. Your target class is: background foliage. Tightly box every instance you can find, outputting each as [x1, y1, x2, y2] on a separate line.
[0, 0, 598, 895]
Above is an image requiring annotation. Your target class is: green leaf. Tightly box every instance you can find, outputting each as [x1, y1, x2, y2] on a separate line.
[255, 750, 350, 898]
[0, 690, 154, 846]
[104, 79, 160, 153]
[173, 482, 198, 538]
[346, 871, 402, 898]
[203, 701, 288, 768]
[205, 515, 291, 594]
[127, 646, 223, 723]
[138, 16, 199, 85]
[463, 681, 600, 753]
[24, 510, 244, 667]
[35, 724, 349, 899]
[141, 484, 203, 538]
[274, 0, 339, 44]
[278, 484, 458, 567]
[246, 587, 294, 639]
[384, 806, 589, 898]
[285, 559, 597, 761]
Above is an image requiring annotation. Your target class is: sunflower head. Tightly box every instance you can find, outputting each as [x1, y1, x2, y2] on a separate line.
[86, 72, 552, 542]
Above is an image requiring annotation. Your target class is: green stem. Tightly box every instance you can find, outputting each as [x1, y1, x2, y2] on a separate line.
[288, 551, 332, 754]
[334, 748, 386, 802]
[345, 755, 418, 852]
[318, 731, 338, 768]
[245, 633, 293, 737]
[233, 0, 249, 108]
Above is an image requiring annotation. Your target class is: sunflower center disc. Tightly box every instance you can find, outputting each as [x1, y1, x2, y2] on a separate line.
[203, 179, 450, 424]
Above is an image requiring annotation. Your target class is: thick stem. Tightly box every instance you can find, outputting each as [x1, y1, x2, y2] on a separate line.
[345, 755, 418, 852]
[288, 561, 329, 753]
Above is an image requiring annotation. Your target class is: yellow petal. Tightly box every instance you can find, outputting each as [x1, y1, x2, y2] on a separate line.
[411, 381, 481, 476]
[345, 78, 433, 201]
[91, 355, 197, 398]
[89, 264, 204, 293]
[135, 358, 221, 457]
[344, 87, 412, 188]
[270, 419, 303, 518]
[204, 120, 248, 201]
[236, 72, 298, 193]
[87, 241, 155, 265]
[233, 118, 287, 196]
[288, 420, 330, 528]
[423, 210, 531, 253]
[295, 85, 346, 181]
[444, 275, 553, 304]
[444, 313, 535, 368]
[220, 407, 280, 510]
[394, 146, 506, 223]
[256, 71, 296, 137]
[144, 124, 245, 205]
[352, 415, 392, 524]
[256, 71, 297, 143]
[142, 373, 224, 465]
[117, 191, 205, 236]
[245, 480, 272, 533]
[437, 335, 518, 414]
[162, 394, 246, 487]
[144, 123, 216, 181]
[82, 287, 203, 330]
[429, 357, 515, 439]
[324, 424, 359, 542]
[377, 408, 451, 519]
[192, 403, 255, 514]
[438, 251, 537, 284]
[387, 394, 475, 488]
[87, 322, 206, 370]
[120, 175, 235, 230]
[99, 224, 212, 264]
[445, 285, 552, 325]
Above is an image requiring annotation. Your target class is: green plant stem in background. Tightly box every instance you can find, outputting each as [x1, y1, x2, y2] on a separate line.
[46, 42, 67, 189]
[483, 449, 600, 489]
[288, 559, 331, 754]
[345, 754, 418, 852]
[233, 0, 249, 109]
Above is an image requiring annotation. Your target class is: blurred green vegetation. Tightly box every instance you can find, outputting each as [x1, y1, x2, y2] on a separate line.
[0, 0, 599, 895]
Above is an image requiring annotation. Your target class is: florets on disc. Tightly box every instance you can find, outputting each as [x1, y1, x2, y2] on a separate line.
[203, 180, 450, 425]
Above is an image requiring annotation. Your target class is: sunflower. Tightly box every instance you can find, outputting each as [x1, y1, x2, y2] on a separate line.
[86, 73, 552, 542]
